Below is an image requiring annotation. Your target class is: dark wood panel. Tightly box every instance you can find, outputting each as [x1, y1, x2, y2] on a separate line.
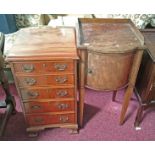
[135, 29, 155, 127]
[136, 50, 155, 102]
[140, 29, 155, 62]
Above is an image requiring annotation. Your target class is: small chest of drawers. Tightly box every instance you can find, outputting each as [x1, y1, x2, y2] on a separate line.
[6, 26, 79, 135]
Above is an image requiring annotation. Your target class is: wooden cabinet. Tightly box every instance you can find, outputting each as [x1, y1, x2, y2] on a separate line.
[6, 27, 79, 135]
[77, 18, 144, 126]
[135, 29, 155, 127]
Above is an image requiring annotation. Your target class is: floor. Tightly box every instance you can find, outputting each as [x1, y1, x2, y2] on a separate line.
[0, 84, 155, 141]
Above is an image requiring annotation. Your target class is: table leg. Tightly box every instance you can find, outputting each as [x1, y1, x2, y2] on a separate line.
[120, 50, 143, 125]
[78, 49, 87, 127]
[134, 105, 144, 127]
[0, 103, 13, 136]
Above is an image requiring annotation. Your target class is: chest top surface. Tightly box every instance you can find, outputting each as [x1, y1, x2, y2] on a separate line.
[6, 26, 78, 61]
[77, 18, 144, 53]
[141, 29, 155, 62]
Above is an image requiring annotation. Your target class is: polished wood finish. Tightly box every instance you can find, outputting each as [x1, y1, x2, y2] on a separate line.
[13, 61, 75, 73]
[7, 27, 78, 61]
[77, 18, 144, 126]
[77, 48, 87, 127]
[86, 52, 134, 90]
[24, 100, 75, 113]
[26, 113, 75, 127]
[135, 29, 155, 127]
[6, 27, 79, 135]
[120, 50, 143, 124]
[16, 74, 74, 87]
[20, 87, 75, 100]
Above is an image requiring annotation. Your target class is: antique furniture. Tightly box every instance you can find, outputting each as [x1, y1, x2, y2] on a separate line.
[135, 29, 155, 127]
[77, 18, 144, 126]
[6, 26, 79, 136]
[0, 32, 16, 136]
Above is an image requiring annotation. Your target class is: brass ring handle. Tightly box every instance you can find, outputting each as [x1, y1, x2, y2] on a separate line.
[55, 76, 67, 84]
[54, 64, 67, 71]
[31, 105, 41, 110]
[56, 90, 68, 97]
[24, 78, 36, 86]
[57, 103, 69, 110]
[23, 64, 34, 72]
[34, 117, 43, 123]
[59, 116, 69, 123]
[27, 91, 39, 98]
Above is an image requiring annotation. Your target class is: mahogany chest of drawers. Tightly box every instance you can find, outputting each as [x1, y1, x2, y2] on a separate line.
[6, 26, 79, 135]
[135, 29, 155, 127]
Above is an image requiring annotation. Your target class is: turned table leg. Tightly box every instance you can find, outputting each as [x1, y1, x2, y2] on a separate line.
[120, 50, 143, 125]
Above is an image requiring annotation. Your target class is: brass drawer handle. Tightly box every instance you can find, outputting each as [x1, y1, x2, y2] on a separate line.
[24, 78, 36, 86]
[27, 91, 39, 98]
[57, 103, 69, 110]
[31, 105, 41, 110]
[55, 76, 67, 84]
[23, 64, 34, 72]
[54, 64, 67, 71]
[88, 68, 93, 74]
[34, 117, 44, 123]
[59, 116, 69, 123]
[57, 90, 68, 97]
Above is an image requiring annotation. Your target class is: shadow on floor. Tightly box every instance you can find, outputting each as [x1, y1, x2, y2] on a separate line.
[0, 112, 37, 141]
[82, 103, 101, 127]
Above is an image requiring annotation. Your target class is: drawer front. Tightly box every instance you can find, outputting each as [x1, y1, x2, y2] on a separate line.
[49, 88, 75, 99]
[46, 74, 74, 86]
[20, 88, 75, 100]
[16, 74, 74, 87]
[13, 61, 74, 73]
[24, 100, 75, 113]
[26, 113, 76, 126]
[20, 89, 48, 100]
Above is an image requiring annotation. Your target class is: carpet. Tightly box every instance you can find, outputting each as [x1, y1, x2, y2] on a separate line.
[0, 84, 155, 141]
